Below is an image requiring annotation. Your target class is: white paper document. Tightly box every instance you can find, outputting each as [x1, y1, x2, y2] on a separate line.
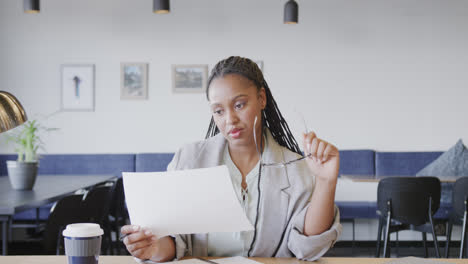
[167, 257, 263, 264]
[122, 165, 254, 237]
[214, 256, 263, 264]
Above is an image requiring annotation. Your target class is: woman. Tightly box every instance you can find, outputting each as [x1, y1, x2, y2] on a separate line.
[121, 56, 342, 262]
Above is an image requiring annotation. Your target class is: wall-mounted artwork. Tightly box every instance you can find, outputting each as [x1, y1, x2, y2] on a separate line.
[172, 65, 208, 93]
[61, 64, 95, 111]
[121, 63, 148, 100]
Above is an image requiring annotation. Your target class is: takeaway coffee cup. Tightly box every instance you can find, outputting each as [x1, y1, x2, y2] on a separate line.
[63, 223, 104, 264]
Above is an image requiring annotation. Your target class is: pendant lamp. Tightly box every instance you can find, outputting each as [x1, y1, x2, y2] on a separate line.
[284, 0, 298, 24]
[24, 0, 40, 14]
[153, 0, 170, 14]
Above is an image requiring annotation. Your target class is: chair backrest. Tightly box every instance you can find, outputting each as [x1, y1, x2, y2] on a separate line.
[453, 177, 468, 217]
[43, 194, 87, 254]
[377, 177, 441, 226]
[108, 177, 129, 220]
[82, 181, 116, 224]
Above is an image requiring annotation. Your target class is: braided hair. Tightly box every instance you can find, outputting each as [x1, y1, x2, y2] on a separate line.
[205, 56, 301, 156]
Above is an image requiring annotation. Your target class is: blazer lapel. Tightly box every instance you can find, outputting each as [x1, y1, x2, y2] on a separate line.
[190, 133, 226, 168]
[250, 130, 291, 256]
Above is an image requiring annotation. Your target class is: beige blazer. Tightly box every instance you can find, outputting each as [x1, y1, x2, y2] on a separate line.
[167, 130, 342, 261]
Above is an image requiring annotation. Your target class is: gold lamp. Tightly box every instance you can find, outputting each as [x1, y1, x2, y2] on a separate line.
[0, 91, 28, 133]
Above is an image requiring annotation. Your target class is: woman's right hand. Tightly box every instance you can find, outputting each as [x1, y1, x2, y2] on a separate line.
[121, 225, 158, 260]
[121, 225, 175, 262]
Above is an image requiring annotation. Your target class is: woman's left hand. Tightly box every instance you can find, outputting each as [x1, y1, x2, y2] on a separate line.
[302, 132, 340, 184]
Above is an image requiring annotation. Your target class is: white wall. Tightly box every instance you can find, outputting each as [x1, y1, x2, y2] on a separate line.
[2, 0, 467, 241]
[1, 0, 468, 154]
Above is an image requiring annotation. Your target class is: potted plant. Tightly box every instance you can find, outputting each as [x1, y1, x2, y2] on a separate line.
[6, 119, 57, 190]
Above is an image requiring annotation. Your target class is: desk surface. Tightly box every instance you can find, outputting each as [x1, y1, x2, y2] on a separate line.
[0, 256, 466, 264]
[0, 175, 115, 215]
[341, 175, 458, 183]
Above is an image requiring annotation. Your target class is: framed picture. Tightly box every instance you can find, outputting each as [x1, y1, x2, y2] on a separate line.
[121, 63, 148, 100]
[172, 64, 208, 93]
[61, 64, 95, 111]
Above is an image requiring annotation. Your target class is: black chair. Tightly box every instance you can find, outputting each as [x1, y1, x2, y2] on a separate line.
[42, 180, 117, 255]
[81, 181, 116, 255]
[375, 177, 441, 258]
[107, 177, 130, 255]
[445, 177, 468, 258]
[42, 194, 88, 254]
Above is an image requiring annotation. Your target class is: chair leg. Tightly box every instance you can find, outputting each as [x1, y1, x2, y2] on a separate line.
[383, 214, 391, 258]
[56, 226, 65, 255]
[376, 217, 383, 257]
[8, 218, 12, 243]
[445, 221, 452, 258]
[107, 227, 115, 255]
[351, 219, 355, 255]
[461, 211, 467, 259]
[464, 229, 468, 259]
[429, 216, 440, 258]
[423, 232, 428, 258]
[465, 231, 468, 259]
[396, 231, 399, 257]
[112, 220, 121, 255]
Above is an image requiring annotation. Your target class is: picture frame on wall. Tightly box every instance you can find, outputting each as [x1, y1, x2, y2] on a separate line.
[61, 64, 95, 111]
[172, 64, 208, 93]
[121, 63, 148, 100]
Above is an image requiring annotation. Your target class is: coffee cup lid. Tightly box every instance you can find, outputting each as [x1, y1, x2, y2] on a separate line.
[62, 223, 104, 237]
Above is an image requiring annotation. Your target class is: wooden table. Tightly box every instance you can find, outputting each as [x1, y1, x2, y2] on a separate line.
[0, 256, 466, 264]
[341, 175, 459, 183]
[0, 175, 115, 255]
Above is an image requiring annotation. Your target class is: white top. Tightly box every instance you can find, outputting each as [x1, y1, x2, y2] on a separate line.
[62, 223, 103, 237]
[206, 141, 263, 256]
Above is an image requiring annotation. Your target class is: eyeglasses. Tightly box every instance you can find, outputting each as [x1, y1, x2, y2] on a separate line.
[253, 115, 311, 168]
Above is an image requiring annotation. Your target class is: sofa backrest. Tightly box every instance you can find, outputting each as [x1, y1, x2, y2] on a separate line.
[135, 153, 175, 172]
[1, 151, 447, 179]
[339, 150, 375, 177]
[375, 151, 443, 178]
[0, 154, 135, 177]
[0, 154, 17, 176]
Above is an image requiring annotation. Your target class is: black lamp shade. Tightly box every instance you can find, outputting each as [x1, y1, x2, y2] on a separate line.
[24, 0, 40, 13]
[153, 0, 170, 14]
[284, 0, 298, 24]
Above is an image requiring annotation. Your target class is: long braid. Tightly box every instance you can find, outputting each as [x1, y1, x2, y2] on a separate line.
[205, 56, 301, 156]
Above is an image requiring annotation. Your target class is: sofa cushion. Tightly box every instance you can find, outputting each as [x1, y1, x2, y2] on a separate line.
[336, 201, 378, 219]
[416, 139, 468, 178]
[434, 202, 453, 219]
[12, 204, 53, 221]
[135, 153, 175, 172]
[336, 200, 451, 220]
[338, 150, 375, 177]
[415, 139, 468, 206]
[375, 152, 443, 178]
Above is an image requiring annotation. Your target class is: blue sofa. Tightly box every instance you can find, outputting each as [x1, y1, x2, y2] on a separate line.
[0, 153, 175, 221]
[0, 150, 452, 224]
[336, 150, 454, 221]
